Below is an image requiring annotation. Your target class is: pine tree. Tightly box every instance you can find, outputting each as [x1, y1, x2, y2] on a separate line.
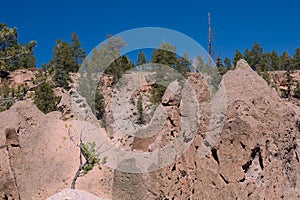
[271, 50, 280, 70]
[0, 23, 36, 71]
[151, 41, 177, 68]
[281, 52, 292, 71]
[176, 52, 191, 77]
[137, 95, 144, 124]
[94, 89, 105, 120]
[224, 57, 232, 71]
[250, 42, 264, 70]
[262, 52, 272, 71]
[137, 51, 147, 67]
[71, 32, 86, 72]
[244, 48, 252, 66]
[216, 55, 226, 75]
[194, 55, 205, 73]
[50, 39, 73, 89]
[293, 48, 300, 70]
[233, 49, 243, 67]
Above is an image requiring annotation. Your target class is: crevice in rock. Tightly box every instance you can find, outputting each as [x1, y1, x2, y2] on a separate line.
[167, 116, 176, 127]
[258, 150, 264, 170]
[295, 151, 299, 162]
[171, 164, 176, 171]
[220, 174, 229, 184]
[250, 147, 260, 159]
[5, 129, 20, 148]
[238, 177, 245, 183]
[242, 160, 252, 173]
[243, 146, 264, 173]
[240, 142, 246, 149]
[211, 147, 219, 165]
[180, 170, 187, 177]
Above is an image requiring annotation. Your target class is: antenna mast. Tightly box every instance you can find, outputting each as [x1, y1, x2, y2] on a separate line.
[208, 12, 213, 65]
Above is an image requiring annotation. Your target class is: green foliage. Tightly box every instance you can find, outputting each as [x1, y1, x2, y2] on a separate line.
[105, 55, 135, 81]
[2, 79, 10, 98]
[293, 48, 300, 70]
[137, 51, 147, 67]
[281, 52, 292, 71]
[94, 90, 105, 120]
[233, 49, 243, 67]
[216, 55, 227, 75]
[257, 67, 271, 85]
[271, 50, 280, 70]
[294, 81, 300, 99]
[49, 39, 74, 89]
[224, 57, 232, 71]
[194, 55, 205, 73]
[0, 99, 14, 112]
[150, 84, 167, 105]
[48, 33, 86, 89]
[71, 32, 86, 71]
[89, 36, 126, 73]
[281, 89, 288, 98]
[151, 41, 191, 77]
[81, 141, 106, 174]
[151, 41, 177, 68]
[137, 95, 144, 124]
[34, 82, 60, 114]
[0, 23, 36, 71]
[286, 68, 293, 97]
[250, 42, 264, 70]
[176, 53, 191, 77]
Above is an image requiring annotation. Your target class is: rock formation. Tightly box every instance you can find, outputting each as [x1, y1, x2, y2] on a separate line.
[0, 60, 300, 199]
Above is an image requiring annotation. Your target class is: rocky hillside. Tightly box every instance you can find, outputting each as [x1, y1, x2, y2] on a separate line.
[0, 60, 300, 199]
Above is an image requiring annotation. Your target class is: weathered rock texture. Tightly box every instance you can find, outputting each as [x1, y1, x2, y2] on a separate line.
[1, 60, 300, 199]
[109, 60, 300, 199]
[0, 101, 113, 200]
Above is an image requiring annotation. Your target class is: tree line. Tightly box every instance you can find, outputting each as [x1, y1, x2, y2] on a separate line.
[2, 24, 300, 113]
[216, 42, 300, 74]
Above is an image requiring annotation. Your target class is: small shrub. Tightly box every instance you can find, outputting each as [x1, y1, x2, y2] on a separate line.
[34, 82, 60, 114]
[150, 84, 167, 105]
[294, 81, 300, 99]
[137, 95, 144, 124]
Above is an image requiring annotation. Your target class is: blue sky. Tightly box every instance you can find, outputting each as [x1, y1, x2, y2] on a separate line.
[1, 0, 300, 66]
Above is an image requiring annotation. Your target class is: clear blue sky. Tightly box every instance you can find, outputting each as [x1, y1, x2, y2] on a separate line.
[1, 0, 300, 66]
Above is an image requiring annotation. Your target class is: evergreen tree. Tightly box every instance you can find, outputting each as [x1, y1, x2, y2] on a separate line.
[71, 32, 86, 72]
[194, 55, 205, 73]
[137, 51, 147, 67]
[293, 48, 300, 70]
[94, 89, 105, 120]
[49, 39, 74, 89]
[271, 50, 280, 70]
[176, 52, 191, 77]
[151, 41, 177, 68]
[280, 52, 292, 71]
[250, 42, 264, 70]
[244, 48, 253, 66]
[233, 49, 243, 67]
[224, 57, 232, 71]
[34, 82, 60, 114]
[0, 23, 36, 71]
[262, 52, 272, 71]
[216, 55, 226, 75]
[137, 95, 144, 124]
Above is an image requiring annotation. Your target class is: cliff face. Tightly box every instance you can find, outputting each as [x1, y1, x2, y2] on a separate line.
[1, 60, 300, 199]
